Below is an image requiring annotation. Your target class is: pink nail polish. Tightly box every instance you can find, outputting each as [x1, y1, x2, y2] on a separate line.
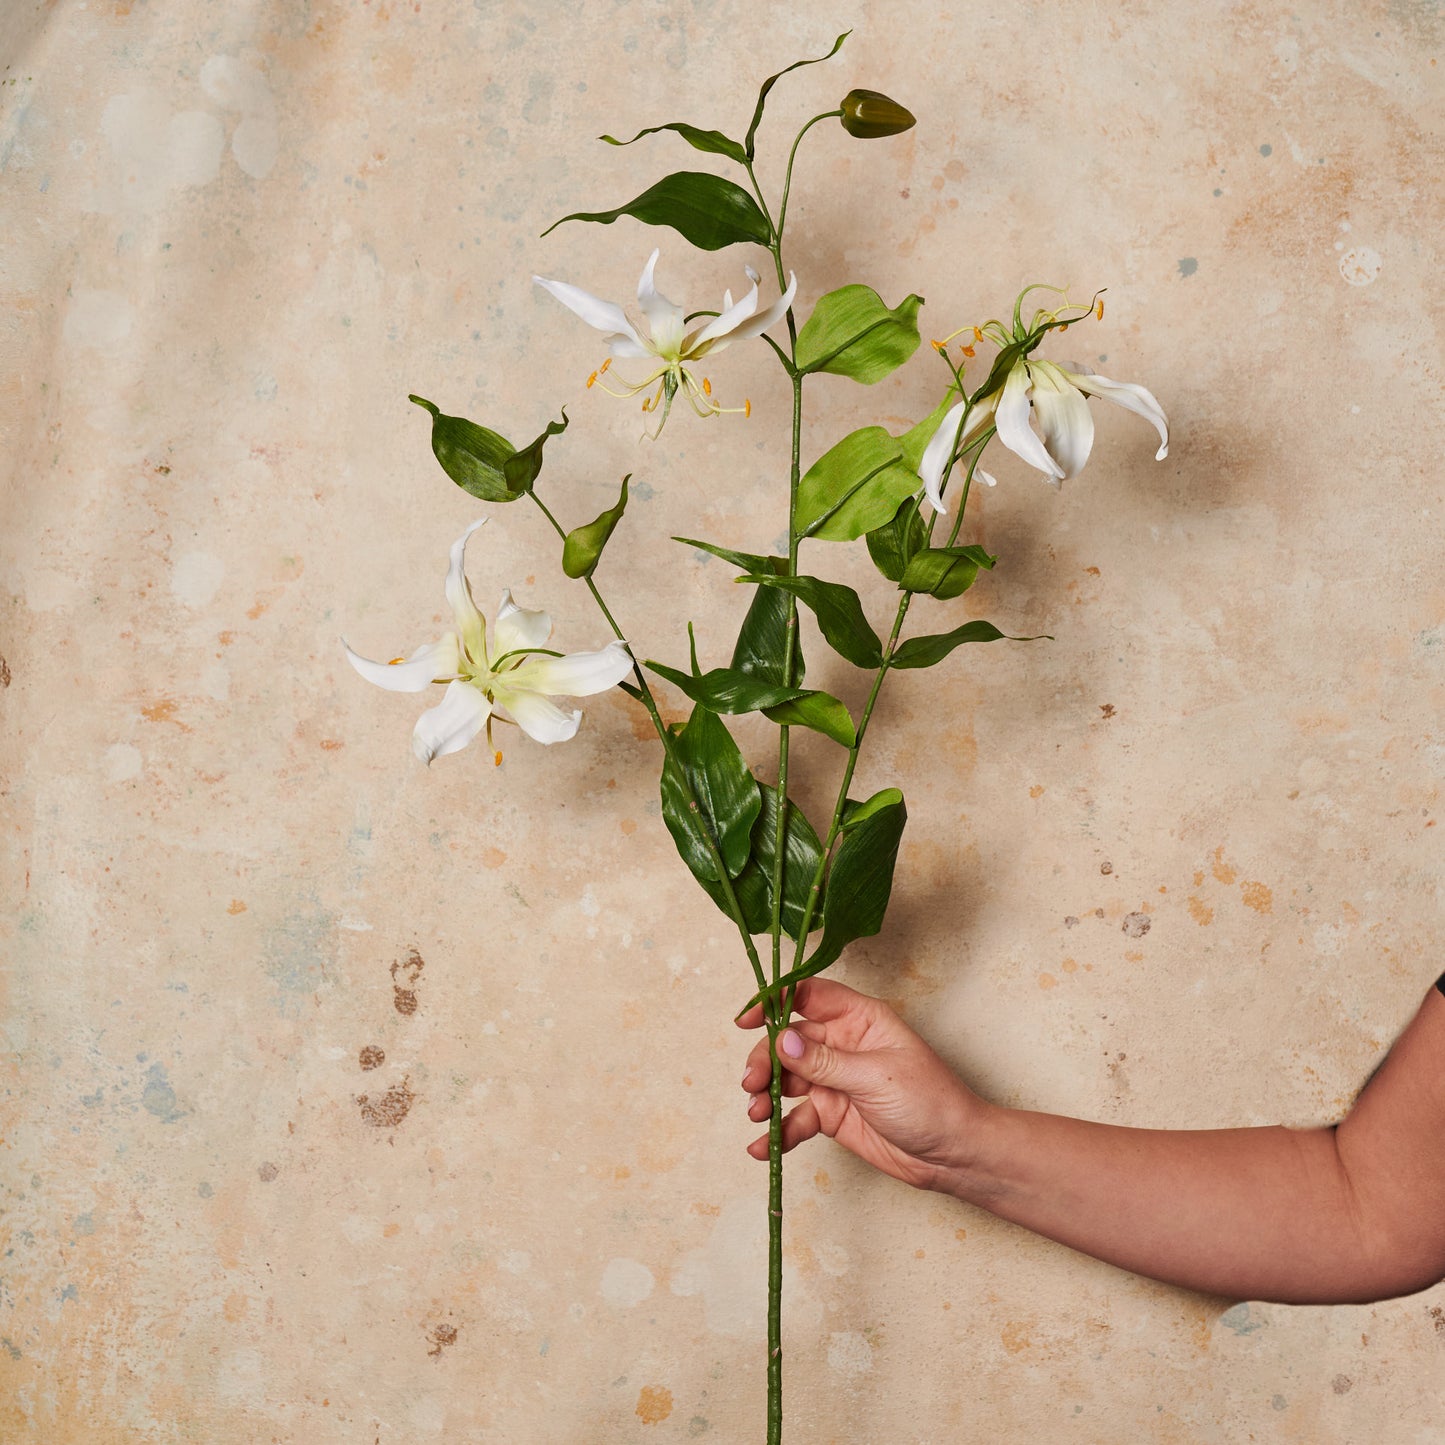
[780, 1029, 804, 1059]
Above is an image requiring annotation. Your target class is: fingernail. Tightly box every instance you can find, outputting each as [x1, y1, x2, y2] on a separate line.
[780, 1029, 804, 1059]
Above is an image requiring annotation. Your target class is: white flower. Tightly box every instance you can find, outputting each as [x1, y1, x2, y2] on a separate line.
[533, 248, 796, 432]
[343, 519, 633, 765]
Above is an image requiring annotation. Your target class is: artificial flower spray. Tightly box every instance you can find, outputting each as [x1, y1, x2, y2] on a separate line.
[346, 33, 1166, 1440]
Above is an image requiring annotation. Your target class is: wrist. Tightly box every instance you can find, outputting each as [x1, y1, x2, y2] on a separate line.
[929, 1097, 1012, 1205]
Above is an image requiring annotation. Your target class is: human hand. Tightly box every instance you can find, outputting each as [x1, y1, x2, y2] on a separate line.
[737, 977, 988, 1193]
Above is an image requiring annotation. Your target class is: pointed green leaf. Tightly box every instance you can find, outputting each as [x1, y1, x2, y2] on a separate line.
[866, 494, 928, 583]
[740, 789, 907, 1008]
[409, 395, 522, 503]
[659, 704, 762, 882]
[899, 543, 997, 600]
[645, 659, 807, 714]
[704, 783, 824, 937]
[891, 620, 1048, 671]
[501, 410, 569, 494]
[762, 690, 856, 748]
[674, 536, 785, 577]
[744, 31, 850, 160]
[562, 476, 629, 579]
[730, 583, 803, 689]
[601, 122, 747, 165]
[542, 171, 771, 251]
[741, 574, 883, 669]
[796, 426, 920, 542]
[795, 284, 924, 384]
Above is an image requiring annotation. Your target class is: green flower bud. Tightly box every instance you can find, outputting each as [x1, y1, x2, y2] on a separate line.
[839, 89, 916, 139]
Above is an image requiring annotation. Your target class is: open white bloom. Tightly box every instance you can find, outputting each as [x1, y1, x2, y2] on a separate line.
[533, 248, 797, 432]
[343, 519, 633, 765]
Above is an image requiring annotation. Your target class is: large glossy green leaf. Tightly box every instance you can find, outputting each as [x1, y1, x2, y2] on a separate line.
[794, 285, 924, 384]
[899, 543, 997, 600]
[659, 704, 762, 883]
[796, 426, 920, 542]
[744, 31, 850, 160]
[601, 122, 747, 165]
[866, 494, 928, 583]
[740, 788, 907, 1006]
[730, 584, 802, 689]
[502, 410, 568, 493]
[705, 784, 824, 937]
[646, 659, 807, 714]
[562, 475, 629, 579]
[762, 690, 856, 748]
[890, 620, 1046, 670]
[409, 395, 522, 503]
[742, 574, 883, 669]
[542, 171, 771, 251]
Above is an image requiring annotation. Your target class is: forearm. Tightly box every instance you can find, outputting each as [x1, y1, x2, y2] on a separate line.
[944, 1106, 1413, 1304]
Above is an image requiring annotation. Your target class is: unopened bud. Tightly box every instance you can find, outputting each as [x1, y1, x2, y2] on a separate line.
[839, 89, 916, 139]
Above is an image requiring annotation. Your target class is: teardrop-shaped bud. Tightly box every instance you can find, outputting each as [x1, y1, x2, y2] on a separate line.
[839, 89, 916, 139]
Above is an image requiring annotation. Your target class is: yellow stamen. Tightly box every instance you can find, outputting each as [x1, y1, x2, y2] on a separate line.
[493, 750, 503, 767]
[962, 345, 975, 358]
[972, 326, 983, 342]
[586, 370, 598, 388]
[1058, 322, 1068, 333]
[1095, 298, 1104, 321]
[744, 399, 751, 419]
[641, 395, 653, 412]
[702, 377, 712, 396]
[931, 339, 946, 353]
[388, 657, 405, 665]
[600, 358, 612, 374]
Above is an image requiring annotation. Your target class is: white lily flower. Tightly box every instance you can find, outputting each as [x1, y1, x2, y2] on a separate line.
[343, 519, 634, 765]
[533, 248, 797, 433]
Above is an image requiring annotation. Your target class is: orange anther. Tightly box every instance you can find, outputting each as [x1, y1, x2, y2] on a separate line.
[1058, 323, 1069, 333]
[931, 339, 945, 353]
[586, 371, 598, 388]
[600, 358, 612, 373]
[972, 326, 983, 342]
[388, 657, 405, 666]
[962, 345, 975, 358]
[1095, 298, 1104, 320]
[702, 377, 712, 396]
[493, 750, 503, 767]
[744, 399, 752, 419]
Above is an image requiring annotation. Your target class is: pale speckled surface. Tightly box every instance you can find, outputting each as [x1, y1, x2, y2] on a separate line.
[2, 1, 1444, 1440]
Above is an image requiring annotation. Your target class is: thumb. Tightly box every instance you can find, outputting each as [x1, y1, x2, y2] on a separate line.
[778, 1027, 871, 1094]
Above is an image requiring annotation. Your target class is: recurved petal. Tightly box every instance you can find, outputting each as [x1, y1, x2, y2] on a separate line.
[505, 639, 634, 698]
[533, 274, 645, 350]
[445, 518, 489, 663]
[497, 689, 583, 745]
[1064, 366, 1170, 460]
[686, 272, 762, 351]
[636, 249, 685, 357]
[343, 633, 460, 692]
[412, 679, 491, 764]
[917, 399, 968, 513]
[710, 271, 797, 351]
[1027, 361, 1095, 480]
[492, 588, 552, 658]
[995, 360, 1065, 482]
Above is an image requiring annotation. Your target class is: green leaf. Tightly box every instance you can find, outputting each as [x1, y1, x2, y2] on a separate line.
[705, 783, 825, 937]
[739, 788, 907, 1008]
[899, 543, 997, 600]
[502, 410, 569, 494]
[659, 704, 762, 882]
[866, 494, 928, 583]
[409, 395, 522, 503]
[762, 690, 856, 748]
[890, 620, 1048, 671]
[601, 122, 748, 165]
[542, 171, 771, 252]
[730, 583, 802, 689]
[742, 574, 883, 669]
[795, 284, 924, 384]
[562, 476, 629, 579]
[674, 536, 784, 577]
[744, 31, 850, 160]
[645, 659, 807, 714]
[796, 426, 921, 542]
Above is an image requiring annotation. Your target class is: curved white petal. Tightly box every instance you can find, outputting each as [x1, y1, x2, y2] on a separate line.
[505, 639, 634, 697]
[995, 361, 1065, 481]
[917, 399, 968, 512]
[497, 689, 583, 745]
[976, 469, 998, 488]
[686, 273, 762, 352]
[1062, 366, 1170, 460]
[605, 335, 653, 360]
[1027, 361, 1095, 480]
[533, 274, 645, 351]
[636, 250, 685, 358]
[343, 634, 460, 692]
[412, 679, 491, 764]
[445, 518, 489, 663]
[492, 588, 552, 658]
[707, 271, 797, 353]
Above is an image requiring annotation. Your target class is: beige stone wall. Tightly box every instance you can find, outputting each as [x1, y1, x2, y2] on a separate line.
[3, 1, 1443, 1439]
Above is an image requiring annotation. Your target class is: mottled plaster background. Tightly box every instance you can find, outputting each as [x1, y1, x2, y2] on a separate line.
[2, 0, 1443, 1440]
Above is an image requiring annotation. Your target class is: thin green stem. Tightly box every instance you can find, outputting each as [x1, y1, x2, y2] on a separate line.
[777, 111, 842, 243]
[527, 491, 769, 996]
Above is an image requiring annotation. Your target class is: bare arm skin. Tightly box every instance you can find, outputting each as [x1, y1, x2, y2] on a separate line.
[738, 978, 1445, 1304]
